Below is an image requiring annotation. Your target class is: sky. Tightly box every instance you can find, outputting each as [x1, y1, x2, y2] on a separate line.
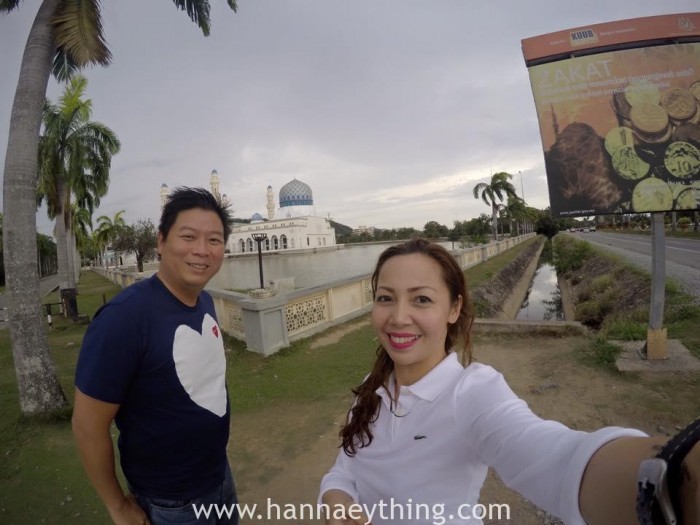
[2, 0, 699, 237]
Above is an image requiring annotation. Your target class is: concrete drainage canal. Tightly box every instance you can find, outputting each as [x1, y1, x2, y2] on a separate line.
[515, 251, 564, 321]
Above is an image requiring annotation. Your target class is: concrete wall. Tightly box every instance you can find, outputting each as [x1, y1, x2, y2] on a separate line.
[93, 233, 536, 356]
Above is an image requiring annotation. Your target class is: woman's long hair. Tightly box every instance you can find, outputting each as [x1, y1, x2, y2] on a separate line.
[340, 238, 474, 456]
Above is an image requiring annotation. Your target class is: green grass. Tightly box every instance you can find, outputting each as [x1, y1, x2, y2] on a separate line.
[556, 236, 700, 366]
[575, 336, 624, 368]
[462, 236, 540, 288]
[0, 271, 123, 524]
[225, 327, 377, 414]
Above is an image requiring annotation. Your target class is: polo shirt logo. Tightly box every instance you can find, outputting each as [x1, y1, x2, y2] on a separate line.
[414, 435, 427, 440]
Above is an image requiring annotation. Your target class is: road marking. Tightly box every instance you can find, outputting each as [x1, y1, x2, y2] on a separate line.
[603, 237, 699, 254]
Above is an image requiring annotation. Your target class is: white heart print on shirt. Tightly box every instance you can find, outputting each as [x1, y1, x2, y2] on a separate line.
[173, 313, 227, 416]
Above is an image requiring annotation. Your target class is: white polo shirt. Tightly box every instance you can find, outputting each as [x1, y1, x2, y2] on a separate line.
[319, 352, 646, 525]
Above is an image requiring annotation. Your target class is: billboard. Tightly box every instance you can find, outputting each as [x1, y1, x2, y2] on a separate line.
[522, 13, 700, 217]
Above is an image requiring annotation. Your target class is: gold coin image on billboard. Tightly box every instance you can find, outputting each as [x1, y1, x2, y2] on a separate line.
[611, 145, 650, 180]
[629, 102, 670, 137]
[632, 177, 674, 211]
[604, 126, 635, 155]
[664, 141, 700, 178]
[625, 79, 661, 107]
[689, 81, 700, 103]
[660, 87, 698, 121]
[673, 181, 700, 209]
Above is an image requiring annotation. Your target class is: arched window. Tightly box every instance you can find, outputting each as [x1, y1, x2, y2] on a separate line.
[265, 238, 270, 251]
[246, 238, 254, 252]
[272, 235, 279, 250]
[238, 239, 245, 253]
[281, 235, 288, 249]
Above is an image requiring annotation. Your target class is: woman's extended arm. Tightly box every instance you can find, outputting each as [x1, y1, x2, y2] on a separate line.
[580, 436, 700, 524]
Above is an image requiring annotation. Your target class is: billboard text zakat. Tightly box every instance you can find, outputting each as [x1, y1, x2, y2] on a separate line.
[523, 14, 700, 217]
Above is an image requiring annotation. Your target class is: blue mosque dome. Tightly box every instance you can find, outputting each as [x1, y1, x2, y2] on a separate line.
[279, 178, 313, 208]
[251, 212, 264, 222]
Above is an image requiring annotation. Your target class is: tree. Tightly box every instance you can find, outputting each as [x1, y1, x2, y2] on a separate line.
[423, 220, 448, 239]
[472, 172, 519, 241]
[36, 233, 58, 278]
[112, 219, 158, 273]
[38, 75, 120, 320]
[1, 0, 238, 416]
[94, 210, 126, 267]
[505, 196, 529, 236]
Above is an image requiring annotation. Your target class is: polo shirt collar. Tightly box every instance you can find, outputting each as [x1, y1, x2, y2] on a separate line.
[376, 352, 464, 405]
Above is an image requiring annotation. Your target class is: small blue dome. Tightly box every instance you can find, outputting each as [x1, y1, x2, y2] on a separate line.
[279, 178, 313, 207]
[251, 212, 264, 222]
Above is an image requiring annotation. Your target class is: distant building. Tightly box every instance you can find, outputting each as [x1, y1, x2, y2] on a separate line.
[160, 169, 230, 212]
[227, 178, 336, 253]
[353, 225, 376, 236]
[159, 174, 336, 254]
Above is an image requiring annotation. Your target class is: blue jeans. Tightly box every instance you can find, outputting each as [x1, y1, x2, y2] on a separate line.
[132, 465, 238, 524]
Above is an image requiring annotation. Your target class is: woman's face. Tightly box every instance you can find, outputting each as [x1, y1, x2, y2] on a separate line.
[371, 253, 461, 385]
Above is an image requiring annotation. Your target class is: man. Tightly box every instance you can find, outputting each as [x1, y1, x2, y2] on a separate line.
[73, 187, 237, 524]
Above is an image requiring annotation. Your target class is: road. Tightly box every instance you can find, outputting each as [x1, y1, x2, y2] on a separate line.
[568, 230, 700, 300]
[0, 274, 60, 326]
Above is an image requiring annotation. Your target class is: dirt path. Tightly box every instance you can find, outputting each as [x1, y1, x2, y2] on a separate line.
[230, 330, 699, 524]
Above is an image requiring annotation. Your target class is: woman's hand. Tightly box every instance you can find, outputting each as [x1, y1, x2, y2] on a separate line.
[322, 489, 371, 525]
[108, 493, 149, 525]
[680, 442, 700, 525]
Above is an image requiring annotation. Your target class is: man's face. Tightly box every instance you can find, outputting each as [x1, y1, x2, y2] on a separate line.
[157, 208, 225, 305]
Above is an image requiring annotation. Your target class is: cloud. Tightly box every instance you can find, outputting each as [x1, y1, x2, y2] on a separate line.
[2, 0, 698, 236]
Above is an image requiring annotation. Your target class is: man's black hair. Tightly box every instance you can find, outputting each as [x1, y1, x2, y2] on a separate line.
[159, 187, 233, 242]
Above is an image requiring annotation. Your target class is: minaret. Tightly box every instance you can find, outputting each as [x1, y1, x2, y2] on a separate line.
[210, 169, 221, 199]
[160, 183, 169, 210]
[266, 185, 275, 220]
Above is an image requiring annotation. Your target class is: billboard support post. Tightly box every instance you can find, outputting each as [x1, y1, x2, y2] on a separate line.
[647, 212, 667, 360]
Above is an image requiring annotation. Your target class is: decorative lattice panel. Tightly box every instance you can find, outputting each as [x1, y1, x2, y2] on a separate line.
[285, 294, 328, 334]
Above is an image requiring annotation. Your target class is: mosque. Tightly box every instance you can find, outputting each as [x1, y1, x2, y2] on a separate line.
[160, 170, 337, 254]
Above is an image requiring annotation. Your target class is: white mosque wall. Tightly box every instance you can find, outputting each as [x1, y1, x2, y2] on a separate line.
[227, 216, 336, 254]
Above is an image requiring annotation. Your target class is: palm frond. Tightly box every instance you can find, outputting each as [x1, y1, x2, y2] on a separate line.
[472, 182, 487, 200]
[0, 0, 22, 13]
[171, 0, 211, 36]
[50, 0, 111, 67]
[52, 48, 80, 82]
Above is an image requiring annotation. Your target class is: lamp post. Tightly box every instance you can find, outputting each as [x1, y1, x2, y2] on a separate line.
[251, 233, 268, 289]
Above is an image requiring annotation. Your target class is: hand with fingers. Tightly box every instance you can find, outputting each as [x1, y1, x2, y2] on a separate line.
[108, 494, 150, 525]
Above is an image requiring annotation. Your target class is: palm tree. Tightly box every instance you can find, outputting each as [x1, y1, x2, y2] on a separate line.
[38, 75, 120, 320]
[505, 196, 529, 236]
[70, 203, 93, 274]
[94, 210, 126, 267]
[472, 172, 519, 241]
[1, 0, 238, 416]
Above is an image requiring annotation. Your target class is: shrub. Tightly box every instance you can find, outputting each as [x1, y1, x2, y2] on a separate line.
[604, 318, 646, 340]
[579, 336, 624, 368]
[591, 275, 614, 295]
[552, 236, 592, 274]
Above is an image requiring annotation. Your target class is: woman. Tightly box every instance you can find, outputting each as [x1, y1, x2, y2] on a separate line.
[319, 239, 698, 525]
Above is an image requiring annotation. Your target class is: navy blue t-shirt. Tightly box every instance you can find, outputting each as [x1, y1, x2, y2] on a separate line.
[75, 275, 230, 499]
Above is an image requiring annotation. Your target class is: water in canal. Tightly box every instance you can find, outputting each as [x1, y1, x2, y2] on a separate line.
[515, 242, 565, 321]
